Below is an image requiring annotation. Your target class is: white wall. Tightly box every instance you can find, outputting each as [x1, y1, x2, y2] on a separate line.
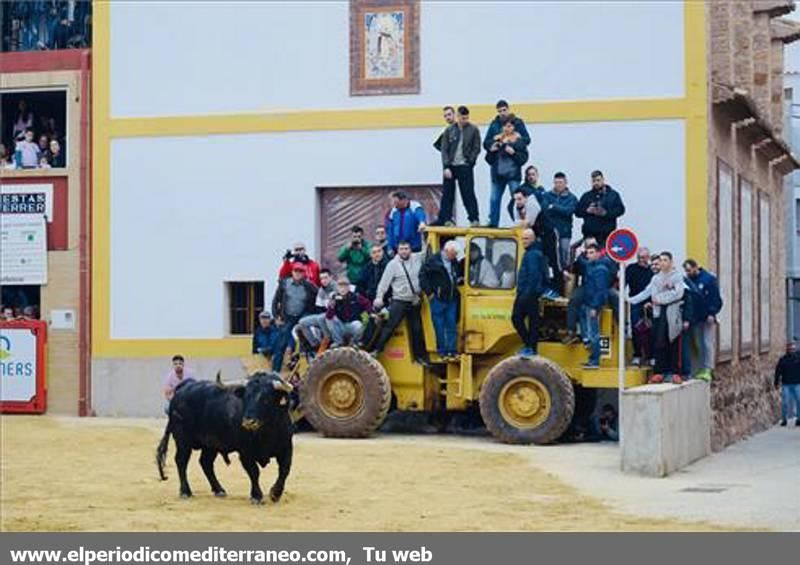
[110, 120, 685, 339]
[109, 1, 684, 118]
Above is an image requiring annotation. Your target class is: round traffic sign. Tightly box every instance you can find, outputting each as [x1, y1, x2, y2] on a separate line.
[605, 228, 639, 263]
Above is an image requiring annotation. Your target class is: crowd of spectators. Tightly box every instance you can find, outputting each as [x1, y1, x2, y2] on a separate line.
[0, 304, 40, 321]
[245, 97, 723, 393]
[2, 99, 66, 170]
[1, 1, 91, 52]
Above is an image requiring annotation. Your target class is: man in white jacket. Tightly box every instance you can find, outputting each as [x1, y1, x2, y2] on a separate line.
[371, 241, 429, 364]
[629, 251, 685, 383]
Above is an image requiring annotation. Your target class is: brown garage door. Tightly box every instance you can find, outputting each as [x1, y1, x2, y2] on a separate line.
[318, 185, 442, 275]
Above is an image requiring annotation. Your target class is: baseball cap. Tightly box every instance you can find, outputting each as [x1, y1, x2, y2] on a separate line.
[393, 190, 409, 200]
[258, 311, 272, 319]
[291, 262, 307, 272]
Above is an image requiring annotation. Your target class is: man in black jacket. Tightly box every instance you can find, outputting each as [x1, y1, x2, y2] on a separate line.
[357, 246, 389, 301]
[433, 105, 456, 153]
[775, 342, 800, 426]
[513, 229, 548, 357]
[575, 170, 626, 245]
[436, 106, 482, 226]
[271, 263, 317, 371]
[420, 240, 463, 359]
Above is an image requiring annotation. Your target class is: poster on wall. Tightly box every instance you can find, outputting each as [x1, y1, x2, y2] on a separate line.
[0, 214, 48, 285]
[0, 327, 38, 403]
[1, 183, 54, 222]
[350, 0, 420, 96]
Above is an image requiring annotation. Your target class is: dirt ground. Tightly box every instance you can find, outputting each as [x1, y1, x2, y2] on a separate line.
[0, 416, 736, 532]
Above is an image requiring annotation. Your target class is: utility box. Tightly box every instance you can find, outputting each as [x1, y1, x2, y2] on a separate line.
[621, 380, 711, 477]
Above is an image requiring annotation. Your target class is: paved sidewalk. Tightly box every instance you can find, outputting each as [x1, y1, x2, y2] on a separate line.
[379, 425, 799, 530]
[520, 426, 800, 530]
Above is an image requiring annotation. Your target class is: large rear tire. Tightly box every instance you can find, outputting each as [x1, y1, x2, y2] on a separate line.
[300, 348, 391, 438]
[479, 356, 575, 445]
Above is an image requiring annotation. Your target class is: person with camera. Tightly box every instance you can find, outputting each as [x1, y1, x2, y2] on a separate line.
[486, 115, 529, 228]
[435, 106, 482, 227]
[338, 226, 372, 284]
[575, 170, 626, 245]
[277, 241, 321, 287]
[370, 241, 428, 364]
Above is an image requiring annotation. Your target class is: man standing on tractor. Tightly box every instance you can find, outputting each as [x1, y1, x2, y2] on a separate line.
[436, 105, 482, 227]
[371, 240, 429, 365]
[420, 240, 463, 360]
[581, 242, 612, 369]
[512, 228, 549, 357]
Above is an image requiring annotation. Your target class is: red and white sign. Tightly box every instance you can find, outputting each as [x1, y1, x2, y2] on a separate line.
[606, 228, 639, 263]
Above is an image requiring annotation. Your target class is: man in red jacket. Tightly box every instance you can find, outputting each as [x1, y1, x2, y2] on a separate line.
[277, 241, 321, 287]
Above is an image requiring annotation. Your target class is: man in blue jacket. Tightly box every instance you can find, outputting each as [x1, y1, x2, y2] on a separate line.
[581, 243, 612, 369]
[544, 172, 579, 268]
[683, 259, 723, 381]
[385, 191, 427, 252]
[512, 229, 548, 357]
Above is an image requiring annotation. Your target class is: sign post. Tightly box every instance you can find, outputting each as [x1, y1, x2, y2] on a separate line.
[605, 228, 639, 443]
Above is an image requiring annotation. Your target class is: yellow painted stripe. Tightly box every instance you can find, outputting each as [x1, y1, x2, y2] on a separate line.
[108, 98, 689, 138]
[93, 337, 252, 359]
[683, 0, 709, 265]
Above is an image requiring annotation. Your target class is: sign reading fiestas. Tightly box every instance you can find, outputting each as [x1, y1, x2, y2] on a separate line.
[0, 215, 48, 285]
[0, 183, 54, 222]
[0, 329, 37, 402]
[606, 228, 639, 263]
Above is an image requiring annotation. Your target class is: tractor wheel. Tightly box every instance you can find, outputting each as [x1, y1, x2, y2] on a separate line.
[480, 356, 575, 445]
[300, 348, 391, 438]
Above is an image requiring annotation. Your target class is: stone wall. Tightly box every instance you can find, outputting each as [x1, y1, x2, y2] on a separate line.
[707, 0, 794, 451]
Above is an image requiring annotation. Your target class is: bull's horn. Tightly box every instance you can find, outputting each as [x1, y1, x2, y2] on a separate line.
[272, 379, 293, 393]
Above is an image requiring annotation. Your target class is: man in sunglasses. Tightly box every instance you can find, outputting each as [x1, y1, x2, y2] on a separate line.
[278, 241, 321, 287]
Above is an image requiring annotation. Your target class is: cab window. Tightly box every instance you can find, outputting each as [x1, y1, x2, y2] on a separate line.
[468, 237, 517, 289]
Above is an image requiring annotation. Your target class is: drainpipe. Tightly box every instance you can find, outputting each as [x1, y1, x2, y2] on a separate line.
[78, 49, 92, 416]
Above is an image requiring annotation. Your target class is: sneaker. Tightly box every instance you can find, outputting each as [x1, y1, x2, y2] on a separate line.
[696, 368, 713, 382]
[518, 347, 535, 358]
[469, 221, 480, 227]
[542, 289, 560, 300]
[780, 419, 787, 427]
[444, 221, 456, 227]
[631, 357, 641, 367]
[649, 374, 664, 384]
[582, 362, 600, 370]
[648, 359, 656, 367]
[671, 375, 683, 385]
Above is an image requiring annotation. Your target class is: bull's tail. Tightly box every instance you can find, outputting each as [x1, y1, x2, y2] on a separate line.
[156, 417, 172, 481]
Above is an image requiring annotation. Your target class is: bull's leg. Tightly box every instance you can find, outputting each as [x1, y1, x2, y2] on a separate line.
[240, 456, 264, 504]
[175, 445, 193, 498]
[199, 449, 226, 497]
[269, 444, 293, 503]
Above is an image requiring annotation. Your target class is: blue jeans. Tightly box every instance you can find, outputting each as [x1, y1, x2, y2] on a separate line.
[583, 306, 600, 364]
[680, 327, 693, 377]
[488, 177, 520, 228]
[781, 384, 800, 421]
[430, 297, 458, 355]
[326, 318, 364, 345]
[273, 315, 300, 371]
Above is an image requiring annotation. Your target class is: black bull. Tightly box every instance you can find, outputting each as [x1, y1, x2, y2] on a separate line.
[156, 372, 294, 504]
